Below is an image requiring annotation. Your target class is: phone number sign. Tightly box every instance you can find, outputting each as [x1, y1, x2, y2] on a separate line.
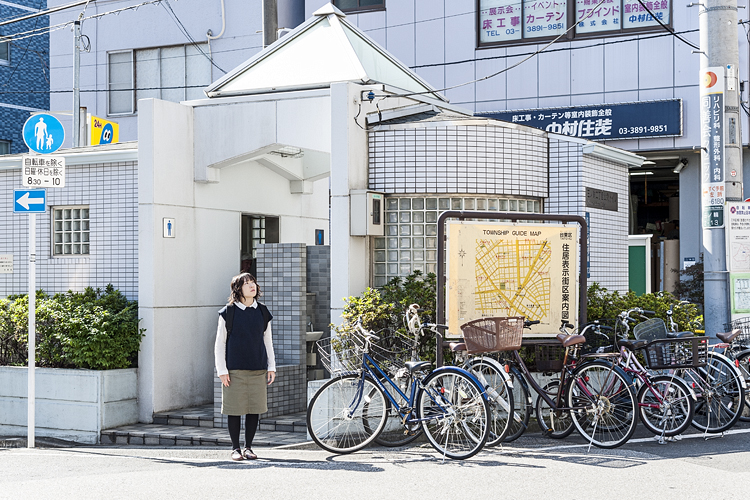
[477, 99, 682, 141]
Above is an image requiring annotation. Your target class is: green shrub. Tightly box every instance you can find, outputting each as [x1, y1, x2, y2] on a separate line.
[0, 285, 144, 370]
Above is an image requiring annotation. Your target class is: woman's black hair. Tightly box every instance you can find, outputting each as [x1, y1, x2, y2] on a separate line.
[228, 273, 262, 304]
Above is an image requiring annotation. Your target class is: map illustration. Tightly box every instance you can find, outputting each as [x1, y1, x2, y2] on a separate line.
[474, 238, 551, 321]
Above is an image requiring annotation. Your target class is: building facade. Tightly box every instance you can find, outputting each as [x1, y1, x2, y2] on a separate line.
[308, 0, 750, 294]
[0, 0, 50, 154]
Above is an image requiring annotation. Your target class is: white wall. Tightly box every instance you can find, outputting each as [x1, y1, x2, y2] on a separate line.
[138, 90, 331, 417]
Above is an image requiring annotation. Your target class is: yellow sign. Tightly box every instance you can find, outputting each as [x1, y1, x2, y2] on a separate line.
[446, 222, 579, 337]
[90, 115, 119, 145]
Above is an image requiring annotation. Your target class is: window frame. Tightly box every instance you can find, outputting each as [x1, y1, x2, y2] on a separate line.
[0, 140, 11, 155]
[333, 0, 386, 14]
[51, 205, 91, 258]
[107, 49, 135, 116]
[475, 0, 672, 48]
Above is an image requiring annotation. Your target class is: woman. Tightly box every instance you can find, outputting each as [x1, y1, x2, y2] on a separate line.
[214, 273, 276, 461]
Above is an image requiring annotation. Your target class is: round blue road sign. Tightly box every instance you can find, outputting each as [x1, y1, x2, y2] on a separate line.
[22, 113, 65, 154]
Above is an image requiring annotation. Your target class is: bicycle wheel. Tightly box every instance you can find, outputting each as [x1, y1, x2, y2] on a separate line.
[307, 374, 387, 454]
[734, 351, 750, 422]
[464, 358, 513, 447]
[504, 365, 532, 442]
[689, 353, 746, 433]
[567, 361, 638, 449]
[368, 376, 423, 447]
[416, 369, 491, 459]
[535, 380, 575, 439]
[637, 375, 694, 437]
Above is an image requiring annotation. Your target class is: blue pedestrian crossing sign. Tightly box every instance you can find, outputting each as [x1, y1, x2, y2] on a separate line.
[14, 189, 46, 213]
[22, 114, 65, 154]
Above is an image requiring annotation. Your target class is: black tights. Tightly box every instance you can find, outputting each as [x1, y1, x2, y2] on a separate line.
[228, 414, 259, 450]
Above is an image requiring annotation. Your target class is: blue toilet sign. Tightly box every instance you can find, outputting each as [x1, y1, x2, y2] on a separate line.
[22, 113, 65, 154]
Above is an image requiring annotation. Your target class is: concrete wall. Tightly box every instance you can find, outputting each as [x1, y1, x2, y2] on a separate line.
[0, 366, 137, 444]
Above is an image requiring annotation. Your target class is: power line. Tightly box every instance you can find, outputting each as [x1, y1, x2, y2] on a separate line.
[160, 0, 226, 74]
[633, 0, 700, 50]
[0, 0, 94, 28]
[3, 0, 47, 86]
[0, 84, 211, 94]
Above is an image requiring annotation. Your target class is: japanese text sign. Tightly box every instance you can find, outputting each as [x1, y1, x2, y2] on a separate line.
[700, 67, 725, 229]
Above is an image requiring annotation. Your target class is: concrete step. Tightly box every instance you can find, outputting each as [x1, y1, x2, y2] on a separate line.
[100, 423, 307, 448]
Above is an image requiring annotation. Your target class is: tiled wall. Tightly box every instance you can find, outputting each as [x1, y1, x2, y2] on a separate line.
[0, 161, 138, 300]
[547, 138, 628, 293]
[368, 123, 548, 197]
[306, 245, 331, 332]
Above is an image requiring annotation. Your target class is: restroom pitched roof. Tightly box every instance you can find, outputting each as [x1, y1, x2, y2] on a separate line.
[204, 3, 445, 101]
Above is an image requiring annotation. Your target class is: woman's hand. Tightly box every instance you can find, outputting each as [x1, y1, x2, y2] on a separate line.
[220, 374, 230, 387]
[267, 371, 276, 385]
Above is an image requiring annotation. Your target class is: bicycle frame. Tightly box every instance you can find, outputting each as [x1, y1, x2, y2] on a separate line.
[345, 347, 489, 428]
[617, 346, 697, 405]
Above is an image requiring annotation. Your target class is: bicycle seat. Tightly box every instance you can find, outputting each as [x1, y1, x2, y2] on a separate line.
[618, 339, 648, 351]
[448, 342, 467, 352]
[666, 331, 694, 339]
[556, 333, 585, 347]
[405, 361, 431, 374]
[717, 329, 741, 343]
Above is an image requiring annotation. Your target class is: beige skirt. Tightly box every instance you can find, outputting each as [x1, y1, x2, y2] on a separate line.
[221, 370, 268, 415]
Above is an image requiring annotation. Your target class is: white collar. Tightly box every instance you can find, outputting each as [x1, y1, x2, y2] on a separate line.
[233, 301, 257, 310]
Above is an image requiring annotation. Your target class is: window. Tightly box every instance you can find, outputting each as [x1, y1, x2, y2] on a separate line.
[0, 37, 9, 64]
[0, 140, 10, 155]
[478, 0, 671, 46]
[241, 215, 280, 275]
[108, 44, 212, 116]
[372, 196, 542, 287]
[333, 0, 385, 13]
[52, 206, 90, 257]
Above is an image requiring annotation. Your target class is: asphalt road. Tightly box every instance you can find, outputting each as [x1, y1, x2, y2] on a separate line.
[2, 422, 749, 500]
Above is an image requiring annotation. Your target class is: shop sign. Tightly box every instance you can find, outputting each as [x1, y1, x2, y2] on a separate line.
[477, 99, 682, 140]
[700, 67, 725, 229]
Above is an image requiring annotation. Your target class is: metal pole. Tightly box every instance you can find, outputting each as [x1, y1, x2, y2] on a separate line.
[262, 0, 278, 48]
[698, 0, 742, 338]
[27, 213, 36, 448]
[72, 19, 81, 148]
[435, 211, 588, 366]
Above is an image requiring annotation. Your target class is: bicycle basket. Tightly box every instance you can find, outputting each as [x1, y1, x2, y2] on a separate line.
[460, 317, 524, 354]
[643, 336, 708, 370]
[316, 332, 365, 374]
[633, 318, 669, 342]
[725, 317, 750, 345]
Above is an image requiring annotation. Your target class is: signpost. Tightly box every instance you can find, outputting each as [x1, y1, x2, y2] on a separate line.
[700, 67, 726, 229]
[22, 113, 65, 154]
[19, 115, 65, 449]
[14, 189, 46, 448]
[21, 155, 65, 188]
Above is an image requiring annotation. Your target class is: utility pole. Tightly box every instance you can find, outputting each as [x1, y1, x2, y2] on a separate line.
[697, 0, 742, 337]
[262, 0, 278, 48]
[72, 18, 81, 148]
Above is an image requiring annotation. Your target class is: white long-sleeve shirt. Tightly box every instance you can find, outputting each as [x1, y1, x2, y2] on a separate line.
[214, 301, 276, 376]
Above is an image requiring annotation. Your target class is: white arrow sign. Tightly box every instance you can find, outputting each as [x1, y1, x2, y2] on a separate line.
[16, 192, 45, 210]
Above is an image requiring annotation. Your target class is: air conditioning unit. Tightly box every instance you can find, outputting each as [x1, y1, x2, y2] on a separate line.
[350, 190, 384, 236]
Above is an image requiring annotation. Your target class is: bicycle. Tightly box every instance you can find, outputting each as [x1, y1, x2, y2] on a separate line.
[600, 308, 697, 443]
[496, 319, 638, 449]
[627, 307, 747, 435]
[376, 304, 516, 449]
[307, 319, 492, 459]
[723, 316, 750, 421]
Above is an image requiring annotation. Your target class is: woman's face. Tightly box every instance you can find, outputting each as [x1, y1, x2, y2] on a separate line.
[241, 279, 257, 301]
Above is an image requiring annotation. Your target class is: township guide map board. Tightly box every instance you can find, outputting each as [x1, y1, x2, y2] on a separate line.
[446, 222, 579, 338]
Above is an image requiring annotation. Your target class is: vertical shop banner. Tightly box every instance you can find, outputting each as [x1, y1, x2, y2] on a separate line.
[446, 222, 579, 337]
[700, 67, 725, 229]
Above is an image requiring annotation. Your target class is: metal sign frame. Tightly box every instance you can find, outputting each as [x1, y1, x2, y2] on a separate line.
[436, 211, 588, 366]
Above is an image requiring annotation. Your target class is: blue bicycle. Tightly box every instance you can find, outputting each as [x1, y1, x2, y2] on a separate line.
[307, 320, 492, 459]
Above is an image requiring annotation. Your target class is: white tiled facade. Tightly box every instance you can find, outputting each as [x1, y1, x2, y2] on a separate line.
[368, 122, 548, 197]
[547, 137, 629, 292]
[0, 161, 138, 299]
